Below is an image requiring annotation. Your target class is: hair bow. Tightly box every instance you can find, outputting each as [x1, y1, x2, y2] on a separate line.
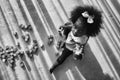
[82, 11, 94, 24]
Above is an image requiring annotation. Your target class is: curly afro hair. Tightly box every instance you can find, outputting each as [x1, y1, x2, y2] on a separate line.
[70, 5, 103, 37]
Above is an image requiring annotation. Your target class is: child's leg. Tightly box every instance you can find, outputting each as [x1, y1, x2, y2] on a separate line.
[57, 47, 73, 64]
[50, 46, 73, 73]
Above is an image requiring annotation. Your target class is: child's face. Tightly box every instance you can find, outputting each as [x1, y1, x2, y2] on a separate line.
[72, 18, 86, 37]
[74, 18, 83, 28]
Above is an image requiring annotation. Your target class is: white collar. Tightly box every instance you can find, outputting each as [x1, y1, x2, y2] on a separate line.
[70, 31, 81, 43]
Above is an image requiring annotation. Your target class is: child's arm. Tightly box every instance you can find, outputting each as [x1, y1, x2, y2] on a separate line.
[74, 36, 89, 55]
[58, 22, 72, 39]
[57, 22, 72, 49]
[74, 44, 85, 55]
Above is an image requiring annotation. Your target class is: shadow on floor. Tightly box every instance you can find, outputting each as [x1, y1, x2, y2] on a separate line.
[53, 44, 113, 80]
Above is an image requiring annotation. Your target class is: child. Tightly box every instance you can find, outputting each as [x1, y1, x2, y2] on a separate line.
[50, 5, 103, 73]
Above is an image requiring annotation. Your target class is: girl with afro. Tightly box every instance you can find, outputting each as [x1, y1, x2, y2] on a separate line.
[50, 5, 103, 73]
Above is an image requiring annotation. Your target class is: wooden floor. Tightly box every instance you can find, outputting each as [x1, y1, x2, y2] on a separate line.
[0, 0, 120, 80]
